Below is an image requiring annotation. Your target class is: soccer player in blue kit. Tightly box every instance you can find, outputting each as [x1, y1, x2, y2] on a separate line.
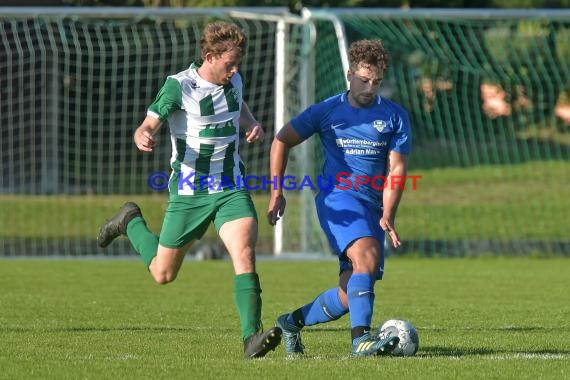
[267, 39, 411, 356]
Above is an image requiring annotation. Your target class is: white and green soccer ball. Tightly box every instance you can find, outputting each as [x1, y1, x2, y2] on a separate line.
[378, 319, 420, 356]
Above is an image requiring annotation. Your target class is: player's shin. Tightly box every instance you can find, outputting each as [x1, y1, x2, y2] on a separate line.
[126, 217, 159, 269]
[288, 287, 348, 328]
[346, 273, 375, 341]
[234, 272, 262, 340]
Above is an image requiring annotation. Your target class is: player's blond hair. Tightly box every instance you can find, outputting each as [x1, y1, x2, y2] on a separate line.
[348, 39, 390, 72]
[200, 22, 247, 59]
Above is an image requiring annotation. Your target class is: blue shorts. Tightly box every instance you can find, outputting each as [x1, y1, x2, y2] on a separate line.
[315, 190, 385, 280]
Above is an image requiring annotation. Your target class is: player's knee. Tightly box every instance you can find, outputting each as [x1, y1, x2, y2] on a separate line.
[152, 271, 177, 285]
[347, 241, 380, 271]
[230, 247, 256, 272]
[351, 253, 379, 273]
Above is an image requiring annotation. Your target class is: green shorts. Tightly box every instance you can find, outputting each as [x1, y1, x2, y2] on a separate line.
[158, 189, 257, 249]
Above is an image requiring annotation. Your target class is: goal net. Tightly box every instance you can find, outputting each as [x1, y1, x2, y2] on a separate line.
[0, 7, 308, 257]
[299, 9, 570, 256]
[1, 7, 569, 257]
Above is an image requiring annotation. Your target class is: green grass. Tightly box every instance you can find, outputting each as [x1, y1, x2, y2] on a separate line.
[397, 160, 569, 240]
[0, 161, 568, 243]
[0, 257, 568, 379]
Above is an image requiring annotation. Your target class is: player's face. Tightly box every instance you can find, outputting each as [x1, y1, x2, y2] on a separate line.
[209, 48, 243, 85]
[347, 63, 384, 108]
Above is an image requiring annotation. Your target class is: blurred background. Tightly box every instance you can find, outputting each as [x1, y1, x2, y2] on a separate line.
[0, 1, 568, 258]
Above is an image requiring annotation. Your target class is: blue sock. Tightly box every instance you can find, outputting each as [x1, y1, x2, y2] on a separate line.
[347, 273, 375, 341]
[286, 287, 348, 328]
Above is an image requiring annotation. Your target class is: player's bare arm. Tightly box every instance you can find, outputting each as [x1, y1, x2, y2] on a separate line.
[267, 123, 304, 226]
[134, 115, 162, 152]
[240, 101, 264, 143]
[380, 150, 408, 248]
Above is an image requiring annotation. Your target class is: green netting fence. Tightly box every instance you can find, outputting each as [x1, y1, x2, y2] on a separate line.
[1, 8, 568, 257]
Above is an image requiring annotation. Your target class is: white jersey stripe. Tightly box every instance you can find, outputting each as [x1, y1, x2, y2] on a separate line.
[147, 62, 245, 196]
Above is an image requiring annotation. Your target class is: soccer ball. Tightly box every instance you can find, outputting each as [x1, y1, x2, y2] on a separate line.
[378, 319, 419, 356]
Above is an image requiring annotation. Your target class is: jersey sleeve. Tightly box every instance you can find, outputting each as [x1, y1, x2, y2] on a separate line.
[290, 103, 323, 140]
[390, 109, 412, 155]
[147, 77, 183, 121]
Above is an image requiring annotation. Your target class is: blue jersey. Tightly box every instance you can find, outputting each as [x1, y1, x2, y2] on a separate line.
[291, 92, 412, 207]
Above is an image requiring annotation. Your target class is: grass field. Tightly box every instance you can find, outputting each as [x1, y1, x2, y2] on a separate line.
[0, 257, 568, 379]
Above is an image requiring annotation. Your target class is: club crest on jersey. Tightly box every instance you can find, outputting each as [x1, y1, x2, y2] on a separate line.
[373, 120, 387, 132]
[189, 78, 199, 89]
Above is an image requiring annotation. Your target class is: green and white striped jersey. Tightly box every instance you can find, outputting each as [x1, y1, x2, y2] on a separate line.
[147, 63, 245, 196]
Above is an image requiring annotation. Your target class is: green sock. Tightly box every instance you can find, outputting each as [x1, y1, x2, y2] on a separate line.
[234, 272, 262, 341]
[126, 216, 158, 269]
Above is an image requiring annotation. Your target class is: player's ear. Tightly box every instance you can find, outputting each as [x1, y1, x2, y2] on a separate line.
[204, 52, 214, 64]
[346, 69, 352, 82]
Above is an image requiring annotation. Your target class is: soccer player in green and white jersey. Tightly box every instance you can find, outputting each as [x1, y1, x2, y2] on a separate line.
[97, 21, 281, 358]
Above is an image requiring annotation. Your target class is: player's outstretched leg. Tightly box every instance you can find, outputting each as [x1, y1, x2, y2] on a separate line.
[275, 314, 305, 355]
[243, 326, 282, 359]
[351, 333, 399, 356]
[97, 202, 142, 247]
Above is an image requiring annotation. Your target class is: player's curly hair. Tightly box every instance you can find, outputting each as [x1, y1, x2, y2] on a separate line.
[348, 39, 390, 71]
[200, 21, 247, 59]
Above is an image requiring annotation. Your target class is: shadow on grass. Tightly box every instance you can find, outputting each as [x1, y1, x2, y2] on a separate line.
[423, 326, 570, 333]
[300, 327, 570, 358]
[310, 326, 570, 332]
[0, 326, 230, 333]
[420, 346, 570, 357]
[419, 346, 495, 357]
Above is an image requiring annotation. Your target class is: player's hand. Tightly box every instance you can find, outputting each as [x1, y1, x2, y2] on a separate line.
[267, 194, 286, 226]
[245, 124, 264, 143]
[134, 129, 155, 152]
[380, 217, 402, 248]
